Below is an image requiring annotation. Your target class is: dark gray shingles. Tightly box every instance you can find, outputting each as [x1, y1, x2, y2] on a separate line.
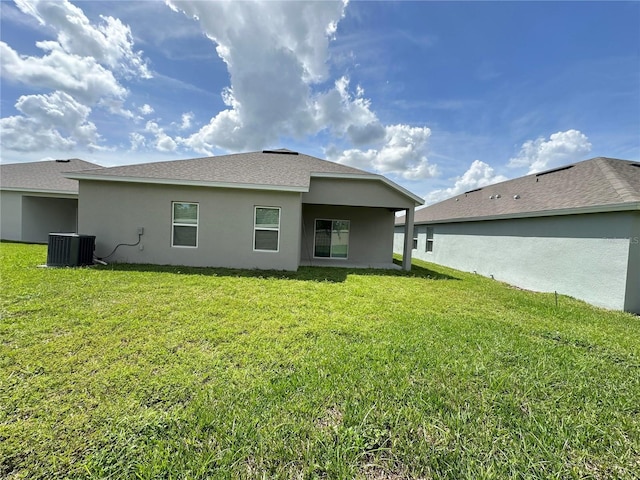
[397, 157, 640, 225]
[68, 151, 369, 188]
[0, 159, 101, 193]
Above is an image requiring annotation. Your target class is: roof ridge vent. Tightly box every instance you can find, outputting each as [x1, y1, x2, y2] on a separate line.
[464, 187, 483, 194]
[535, 165, 574, 177]
[55, 159, 71, 163]
[262, 149, 299, 155]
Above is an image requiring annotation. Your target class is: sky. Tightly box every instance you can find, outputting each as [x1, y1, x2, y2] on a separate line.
[1, 0, 639, 204]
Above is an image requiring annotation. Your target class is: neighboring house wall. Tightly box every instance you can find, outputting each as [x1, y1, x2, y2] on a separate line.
[395, 212, 638, 312]
[21, 196, 77, 243]
[0, 191, 77, 243]
[1, 191, 22, 241]
[78, 181, 302, 270]
[300, 204, 396, 267]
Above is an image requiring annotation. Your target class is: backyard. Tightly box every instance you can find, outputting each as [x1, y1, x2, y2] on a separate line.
[1, 242, 638, 479]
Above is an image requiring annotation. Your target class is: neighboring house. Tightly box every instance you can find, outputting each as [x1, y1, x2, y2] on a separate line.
[395, 157, 640, 314]
[65, 149, 423, 271]
[0, 159, 101, 243]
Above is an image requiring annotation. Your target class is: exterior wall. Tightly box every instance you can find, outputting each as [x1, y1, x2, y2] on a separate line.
[21, 196, 78, 243]
[396, 212, 638, 313]
[0, 191, 22, 241]
[0, 191, 77, 243]
[78, 181, 302, 270]
[301, 204, 396, 267]
[303, 177, 415, 209]
[625, 211, 640, 314]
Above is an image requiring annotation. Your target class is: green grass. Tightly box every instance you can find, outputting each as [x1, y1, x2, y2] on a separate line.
[1, 242, 639, 479]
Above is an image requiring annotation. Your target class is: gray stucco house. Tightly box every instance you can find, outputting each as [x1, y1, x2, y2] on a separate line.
[0, 159, 101, 243]
[395, 157, 640, 314]
[65, 149, 423, 271]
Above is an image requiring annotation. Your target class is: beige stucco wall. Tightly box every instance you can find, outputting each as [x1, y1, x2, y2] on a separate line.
[1, 191, 77, 243]
[78, 180, 302, 270]
[21, 196, 78, 243]
[301, 204, 396, 267]
[303, 177, 415, 209]
[395, 211, 639, 313]
[1, 191, 22, 241]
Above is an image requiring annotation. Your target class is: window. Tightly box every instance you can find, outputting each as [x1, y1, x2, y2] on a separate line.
[254, 206, 280, 251]
[172, 202, 198, 247]
[413, 226, 418, 250]
[314, 219, 350, 259]
[426, 227, 434, 253]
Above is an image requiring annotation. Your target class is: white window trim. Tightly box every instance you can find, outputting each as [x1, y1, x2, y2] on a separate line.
[313, 218, 350, 260]
[253, 206, 281, 252]
[171, 201, 198, 248]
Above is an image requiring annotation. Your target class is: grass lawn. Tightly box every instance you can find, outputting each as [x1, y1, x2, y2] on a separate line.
[1, 242, 639, 479]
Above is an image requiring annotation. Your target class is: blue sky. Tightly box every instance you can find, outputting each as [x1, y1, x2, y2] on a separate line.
[1, 0, 639, 203]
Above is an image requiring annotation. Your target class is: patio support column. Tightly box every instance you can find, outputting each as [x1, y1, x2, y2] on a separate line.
[402, 207, 414, 271]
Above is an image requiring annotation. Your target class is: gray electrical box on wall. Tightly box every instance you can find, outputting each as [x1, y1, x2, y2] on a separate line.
[46, 233, 96, 267]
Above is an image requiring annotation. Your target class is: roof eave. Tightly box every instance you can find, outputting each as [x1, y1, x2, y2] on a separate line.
[64, 173, 308, 193]
[0, 187, 78, 197]
[406, 201, 640, 225]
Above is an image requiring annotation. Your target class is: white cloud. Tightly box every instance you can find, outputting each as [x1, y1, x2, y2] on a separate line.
[14, 0, 150, 78]
[424, 160, 509, 205]
[327, 124, 437, 180]
[1, 0, 150, 154]
[314, 76, 382, 143]
[166, 1, 437, 177]
[129, 132, 146, 151]
[139, 104, 154, 116]
[0, 40, 126, 104]
[179, 112, 194, 130]
[145, 121, 177, 152]
[167, 0, 432, 166]
[508, 129, 592, 174]
[0, 91, 99, 151]
[168, 0, 422, 162]
[167, 0, 349, 153]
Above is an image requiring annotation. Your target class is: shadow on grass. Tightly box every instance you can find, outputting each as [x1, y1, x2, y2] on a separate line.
[97, 260, 459, 283]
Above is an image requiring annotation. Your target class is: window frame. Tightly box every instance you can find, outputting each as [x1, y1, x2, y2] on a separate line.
[426, 226, 434, 253]
[253, 206, 281, 252]
[171, 201, 199, 248]
[313, 218, 350, 260]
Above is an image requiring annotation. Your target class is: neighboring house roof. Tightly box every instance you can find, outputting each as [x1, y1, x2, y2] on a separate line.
[65, 149, 424, 205]
[397, 157, 640, 225]
[0, 159, 102, 194]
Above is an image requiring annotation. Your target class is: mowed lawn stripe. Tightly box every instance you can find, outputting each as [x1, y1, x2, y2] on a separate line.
[1, 242, 638, 479]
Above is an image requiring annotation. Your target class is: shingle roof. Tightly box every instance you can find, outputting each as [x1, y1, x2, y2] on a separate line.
[65, 150, 367, 188]
[0, 159, 102, 193]
[64, 150, 423, 204]
[397, 157, 640, 225]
